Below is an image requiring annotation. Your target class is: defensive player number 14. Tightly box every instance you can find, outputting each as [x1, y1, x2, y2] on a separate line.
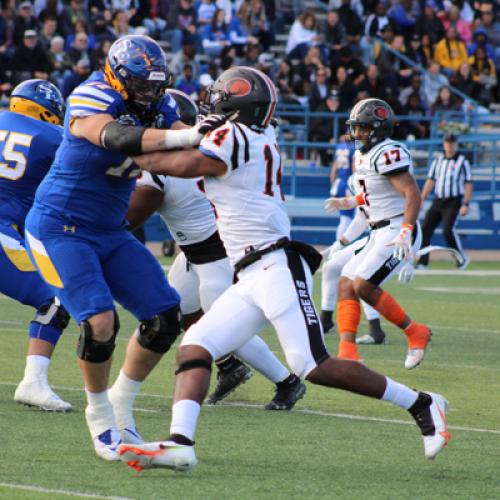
[263, 144, 284, 200]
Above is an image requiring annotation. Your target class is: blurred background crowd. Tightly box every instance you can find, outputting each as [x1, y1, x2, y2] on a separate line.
[0, 0, 498, 139]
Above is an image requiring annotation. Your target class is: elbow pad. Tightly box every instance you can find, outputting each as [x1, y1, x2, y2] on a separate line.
[100, 121, 145, 156]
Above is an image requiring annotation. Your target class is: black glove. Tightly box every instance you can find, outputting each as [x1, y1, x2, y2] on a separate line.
[197, 114, 228, 135]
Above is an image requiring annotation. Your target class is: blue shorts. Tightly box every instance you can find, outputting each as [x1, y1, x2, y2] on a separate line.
[25, 209, 180, 324]
[0, 222, 54, 309]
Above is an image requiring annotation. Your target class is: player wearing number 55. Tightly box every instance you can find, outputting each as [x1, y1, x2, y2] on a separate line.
[0, 79, 72, 412]
[24, 35, 226, 462]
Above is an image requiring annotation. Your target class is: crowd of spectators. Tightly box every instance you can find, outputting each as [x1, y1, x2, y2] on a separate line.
[0, 0, 499, 145]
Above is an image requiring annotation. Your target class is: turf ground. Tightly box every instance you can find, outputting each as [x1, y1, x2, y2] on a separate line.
[1, 259, 500, 500]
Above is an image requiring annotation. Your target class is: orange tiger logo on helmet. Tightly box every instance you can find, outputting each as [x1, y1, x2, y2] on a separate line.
[225, 78, 252, 97]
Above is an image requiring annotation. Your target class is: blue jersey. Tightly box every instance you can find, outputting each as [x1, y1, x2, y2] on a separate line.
[32, 71, 180, 231]
[0, 112, 62, 227]
[333, 142, 354, 184]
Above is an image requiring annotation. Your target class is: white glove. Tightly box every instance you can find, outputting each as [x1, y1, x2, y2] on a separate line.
[324, 196, 357, 213]
[398, 261, 415, 283]
[386, 224, 413, 260]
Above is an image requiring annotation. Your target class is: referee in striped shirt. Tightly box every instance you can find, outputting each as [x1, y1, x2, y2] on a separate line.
[417, 134, 473, 269]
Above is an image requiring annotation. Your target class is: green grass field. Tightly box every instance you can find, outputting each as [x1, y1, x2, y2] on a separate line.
[1, 260, 500, 500]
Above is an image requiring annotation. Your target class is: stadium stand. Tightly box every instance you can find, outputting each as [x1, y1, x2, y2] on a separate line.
[0, 0, 498, 249]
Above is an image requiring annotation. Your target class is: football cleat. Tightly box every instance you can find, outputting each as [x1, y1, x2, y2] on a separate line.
[119, 427, 144, 445]
[320, 310, 335, 334]
[456, 255, 470, 270]
[265, 376, 306, 411]
[207, 363, 252, 404]
[118, 441, 197, 472]
[404, 326, 431, 369]
[356, 334, 388, 345]
[14, 378, 72, 412]
[409, 392, 451, 459]
[93, 428, 122, 461]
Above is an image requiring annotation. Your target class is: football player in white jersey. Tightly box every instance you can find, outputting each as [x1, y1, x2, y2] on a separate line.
[118, 68, 450, 472]
[321, 175, 388, 345]
[324, 99, 429, 368]
[122, 89, 306, 411]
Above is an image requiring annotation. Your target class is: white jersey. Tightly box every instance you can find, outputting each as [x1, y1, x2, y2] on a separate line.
[199, 121, 291, 264]
[137, 171, 216, 245]
[354, 138, 412, 223]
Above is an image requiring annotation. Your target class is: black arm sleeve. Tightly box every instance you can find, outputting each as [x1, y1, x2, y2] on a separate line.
[100, 121, 146, 156]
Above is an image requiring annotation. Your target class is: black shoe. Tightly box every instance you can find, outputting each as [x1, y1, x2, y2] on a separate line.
[356, 319, 388, 345]
[207, 363, 252, 404]
[320, 310, 335, 334]
[265, 375, 306, 411]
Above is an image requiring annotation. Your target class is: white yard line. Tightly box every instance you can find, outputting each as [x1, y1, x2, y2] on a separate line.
[0, 482, 133, 500]
[414, 269, 500, 277]
[0, 381, 498, 437]
[417, 286, 500, 295]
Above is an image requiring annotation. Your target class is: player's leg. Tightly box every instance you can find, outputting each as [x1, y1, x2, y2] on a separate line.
[0, 225, 72, 410]
[417, 200, 442, 267]
[195, 257, 300, 408]
[261, 250, 449, 461]
[118, 284, 267, 471]
[350, 224, 430, 368]
[336, 212, 353, 240]
[106, 233, 181, 444]
[441, 198, 467, 267]
[356, 301, 388, 345]
[25, 226, 121, 459]
[320, 238, 365, 333]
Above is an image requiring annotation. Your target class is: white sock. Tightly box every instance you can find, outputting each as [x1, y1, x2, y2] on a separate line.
[382, 378, 418, 409]
[109, 370, 143, 429]
[170, 400, 201, 442]
[85, 389, 116, 437]
[235, 336, 289, 383]
[23, 355, 50, 383]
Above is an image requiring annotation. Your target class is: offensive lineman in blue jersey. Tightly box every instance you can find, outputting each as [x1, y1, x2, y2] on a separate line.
[0, 80, 72, 412]
[329, 136, 355, 239]
[24, 35, 225, 461]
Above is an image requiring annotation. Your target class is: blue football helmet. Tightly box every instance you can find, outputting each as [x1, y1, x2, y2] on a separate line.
[105, 35, 172, 113]
[10, 79, 65, 125]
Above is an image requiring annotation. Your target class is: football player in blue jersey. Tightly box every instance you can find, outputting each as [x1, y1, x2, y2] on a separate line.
[24, 35, 225, 461]
[0, 79, 72, 412]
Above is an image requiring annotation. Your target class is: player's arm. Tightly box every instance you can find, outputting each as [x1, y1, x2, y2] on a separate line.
[70, 113, 225, 155]
[420, 178, 435, 201]
[388, 171, 421, 227]
[126, 185, 164, 229]
[134, 149, 227, 178]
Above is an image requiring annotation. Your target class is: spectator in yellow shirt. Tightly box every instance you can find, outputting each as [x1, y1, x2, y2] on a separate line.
[434, 26, 468, 76]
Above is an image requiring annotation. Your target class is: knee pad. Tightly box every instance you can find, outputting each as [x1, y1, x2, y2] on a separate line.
[76, 311, 119, 363]
[174, 358, 212, 375]
[29, 298, 71, 345]
[137, 305, 181, 354]
[32, 297, 70, 330]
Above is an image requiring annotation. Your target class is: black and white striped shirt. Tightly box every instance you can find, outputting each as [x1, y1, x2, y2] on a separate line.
[428, 153, 472, 198]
